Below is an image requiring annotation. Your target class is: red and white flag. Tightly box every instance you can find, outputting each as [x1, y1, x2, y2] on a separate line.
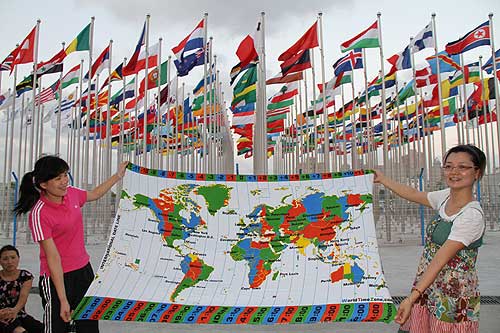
[11, 26, 37, 71]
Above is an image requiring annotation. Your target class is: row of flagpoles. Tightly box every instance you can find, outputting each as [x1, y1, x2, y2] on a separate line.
[1, 12, 500, 193]
[227, 12, 499, 180]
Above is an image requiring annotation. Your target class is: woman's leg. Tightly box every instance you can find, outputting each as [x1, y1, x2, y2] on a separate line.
[38, 275, 67, 333]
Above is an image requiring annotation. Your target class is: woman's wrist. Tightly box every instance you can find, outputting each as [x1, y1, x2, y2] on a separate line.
[408, 286, 423, 303]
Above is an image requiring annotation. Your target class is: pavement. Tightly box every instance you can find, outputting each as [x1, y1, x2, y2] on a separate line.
[10, 231, 500, 332]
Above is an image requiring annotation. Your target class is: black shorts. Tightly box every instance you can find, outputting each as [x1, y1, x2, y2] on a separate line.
[39, 262, 99, 333]
[0, 314, 43, 333]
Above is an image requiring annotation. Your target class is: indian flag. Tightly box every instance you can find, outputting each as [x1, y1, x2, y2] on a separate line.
[65, 23, 90, 56]
[341, 21, 380, 53]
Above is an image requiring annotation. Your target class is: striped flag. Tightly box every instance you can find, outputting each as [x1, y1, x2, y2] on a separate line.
[35, 85, 56, 106]
[341, 21, 379, 53]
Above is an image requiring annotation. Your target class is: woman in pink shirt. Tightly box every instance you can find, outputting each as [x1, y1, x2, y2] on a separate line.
[14, 156, 127, 333]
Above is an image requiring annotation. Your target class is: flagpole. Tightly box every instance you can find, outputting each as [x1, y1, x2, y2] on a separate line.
[310, 48, 318, 172]
[318, 12, 330, 172]
[202, 13, 209, 173]
[430, 13, 447, 158]
[376, 13, 389, 170]
[76, 59, 85, 186]
[156, 37, 162, 170]
[106, 39, 113, 179]
[83, 16, 95, 188]
[55, 42, 65, 155]
[459, 53, 471, 143]
[117, 57, 127, 170]
[17, 94, 26, 179]
[208, 37, 214, 173]
[361, 49, 373, 169]
[26, 22, 41, 171]
[165, 56, 171, 171]
[254, 11, 267, 174]
[142, 14, 150, 168]
[488, 13, 500, 169]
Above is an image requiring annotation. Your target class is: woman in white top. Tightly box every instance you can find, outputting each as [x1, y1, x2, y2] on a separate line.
[374, 144, 486, 333]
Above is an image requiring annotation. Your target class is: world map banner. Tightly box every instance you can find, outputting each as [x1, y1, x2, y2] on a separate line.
[73, 164, 396, 324]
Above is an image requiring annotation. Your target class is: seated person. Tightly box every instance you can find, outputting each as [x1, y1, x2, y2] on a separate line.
[0, 245, 43, 333]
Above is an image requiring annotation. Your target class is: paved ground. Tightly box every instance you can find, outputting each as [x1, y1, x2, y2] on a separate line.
[11, 231, 500, 332]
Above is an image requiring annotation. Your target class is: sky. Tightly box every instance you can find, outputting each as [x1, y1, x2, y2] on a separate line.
[1, 0, 499, 174]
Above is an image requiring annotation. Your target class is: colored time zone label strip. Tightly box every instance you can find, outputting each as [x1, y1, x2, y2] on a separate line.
[127, 163, 373, 182]
[73, 297, 396, 324]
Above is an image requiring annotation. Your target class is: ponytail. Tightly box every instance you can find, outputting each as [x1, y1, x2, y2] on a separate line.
[13, 155, 70, 215]
[14, 171, 40, 215]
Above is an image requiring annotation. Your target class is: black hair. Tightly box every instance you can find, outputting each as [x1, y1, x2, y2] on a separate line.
[444, 144, 487, 179]
[13, 155, 69, 215]
[0, 245, 19, 258]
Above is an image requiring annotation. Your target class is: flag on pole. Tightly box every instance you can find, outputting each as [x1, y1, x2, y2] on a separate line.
[135, 42, 159, 72]
[266, 71, 303, 85]
[280, 49, 311, 76]
[101, 63, 123, 87]
[65, 23, 91, 56]
[482, 48, 500, 75]
[445, 21, 490, 55]
[11, 25, 37, 70]
[123, 22, 146, 76]
[36, 48, 66, 76]
[0, 52, 15, 72]
[409, 23, 434, 52]
[172, 19, 205, 77]
[35, 82, 57, 106]
[340, 21, 379, 53]
[333, 48, 363, 76]
[236, 35, 258, 69]
[84, 45, 110, 80]
[426, 52, 461, 73]
[110, 78, 135, 105]
[58, 64, 81, 90]
[278, 22, 318, 62]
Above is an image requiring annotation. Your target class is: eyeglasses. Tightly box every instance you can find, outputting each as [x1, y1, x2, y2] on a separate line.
[442, 165, 478, 173]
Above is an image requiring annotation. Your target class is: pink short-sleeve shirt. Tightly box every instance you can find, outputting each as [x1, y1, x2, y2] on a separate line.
[29, 186, 90, 276]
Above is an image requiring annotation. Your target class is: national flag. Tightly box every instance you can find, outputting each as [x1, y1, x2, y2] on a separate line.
[341, 21, 379, 52]
[123, 22, 146, 76]
[482, 48, 500, 75]
[236, 35, 258, 69]
[232, 111, 255, 126]
[387, 47, 411, 71]
[102, 63, 123, 87]
[0, 52, 15, 72]
[58, 64, 80, 90]
[409, 22, 434, 52]
[110, 78, 135, 105]
[230, 62, 256, 85]
[135, 42, 159, 73]
[84, 45, 110, 80]
[269, 82, 299, 104]
[278, 22, 318, 62]
[16, 75, 36, 96]
[445, 21, 490, 55]
[65, 23, 91, 56]
[192, 73, 216, 96]
[388, 23, 434, 72]
[266, 71, 303, 85]
[35, 82, 57, 106]
[172, 19, 205, 77]
[11, 25, 37, 69]
[426, 52, 461, 73]
[415, 66, 437, 87]
[333, 48, 363, 76]
[159, 78, 178, 106]
[139, 60, 168, 94]
[36, 48, 66, 76]
[319, 72, 350, 94]
[280, 49, 311, 76]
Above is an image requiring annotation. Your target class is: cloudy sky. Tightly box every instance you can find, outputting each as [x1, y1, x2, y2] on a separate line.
[0, 0, 499, 173]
